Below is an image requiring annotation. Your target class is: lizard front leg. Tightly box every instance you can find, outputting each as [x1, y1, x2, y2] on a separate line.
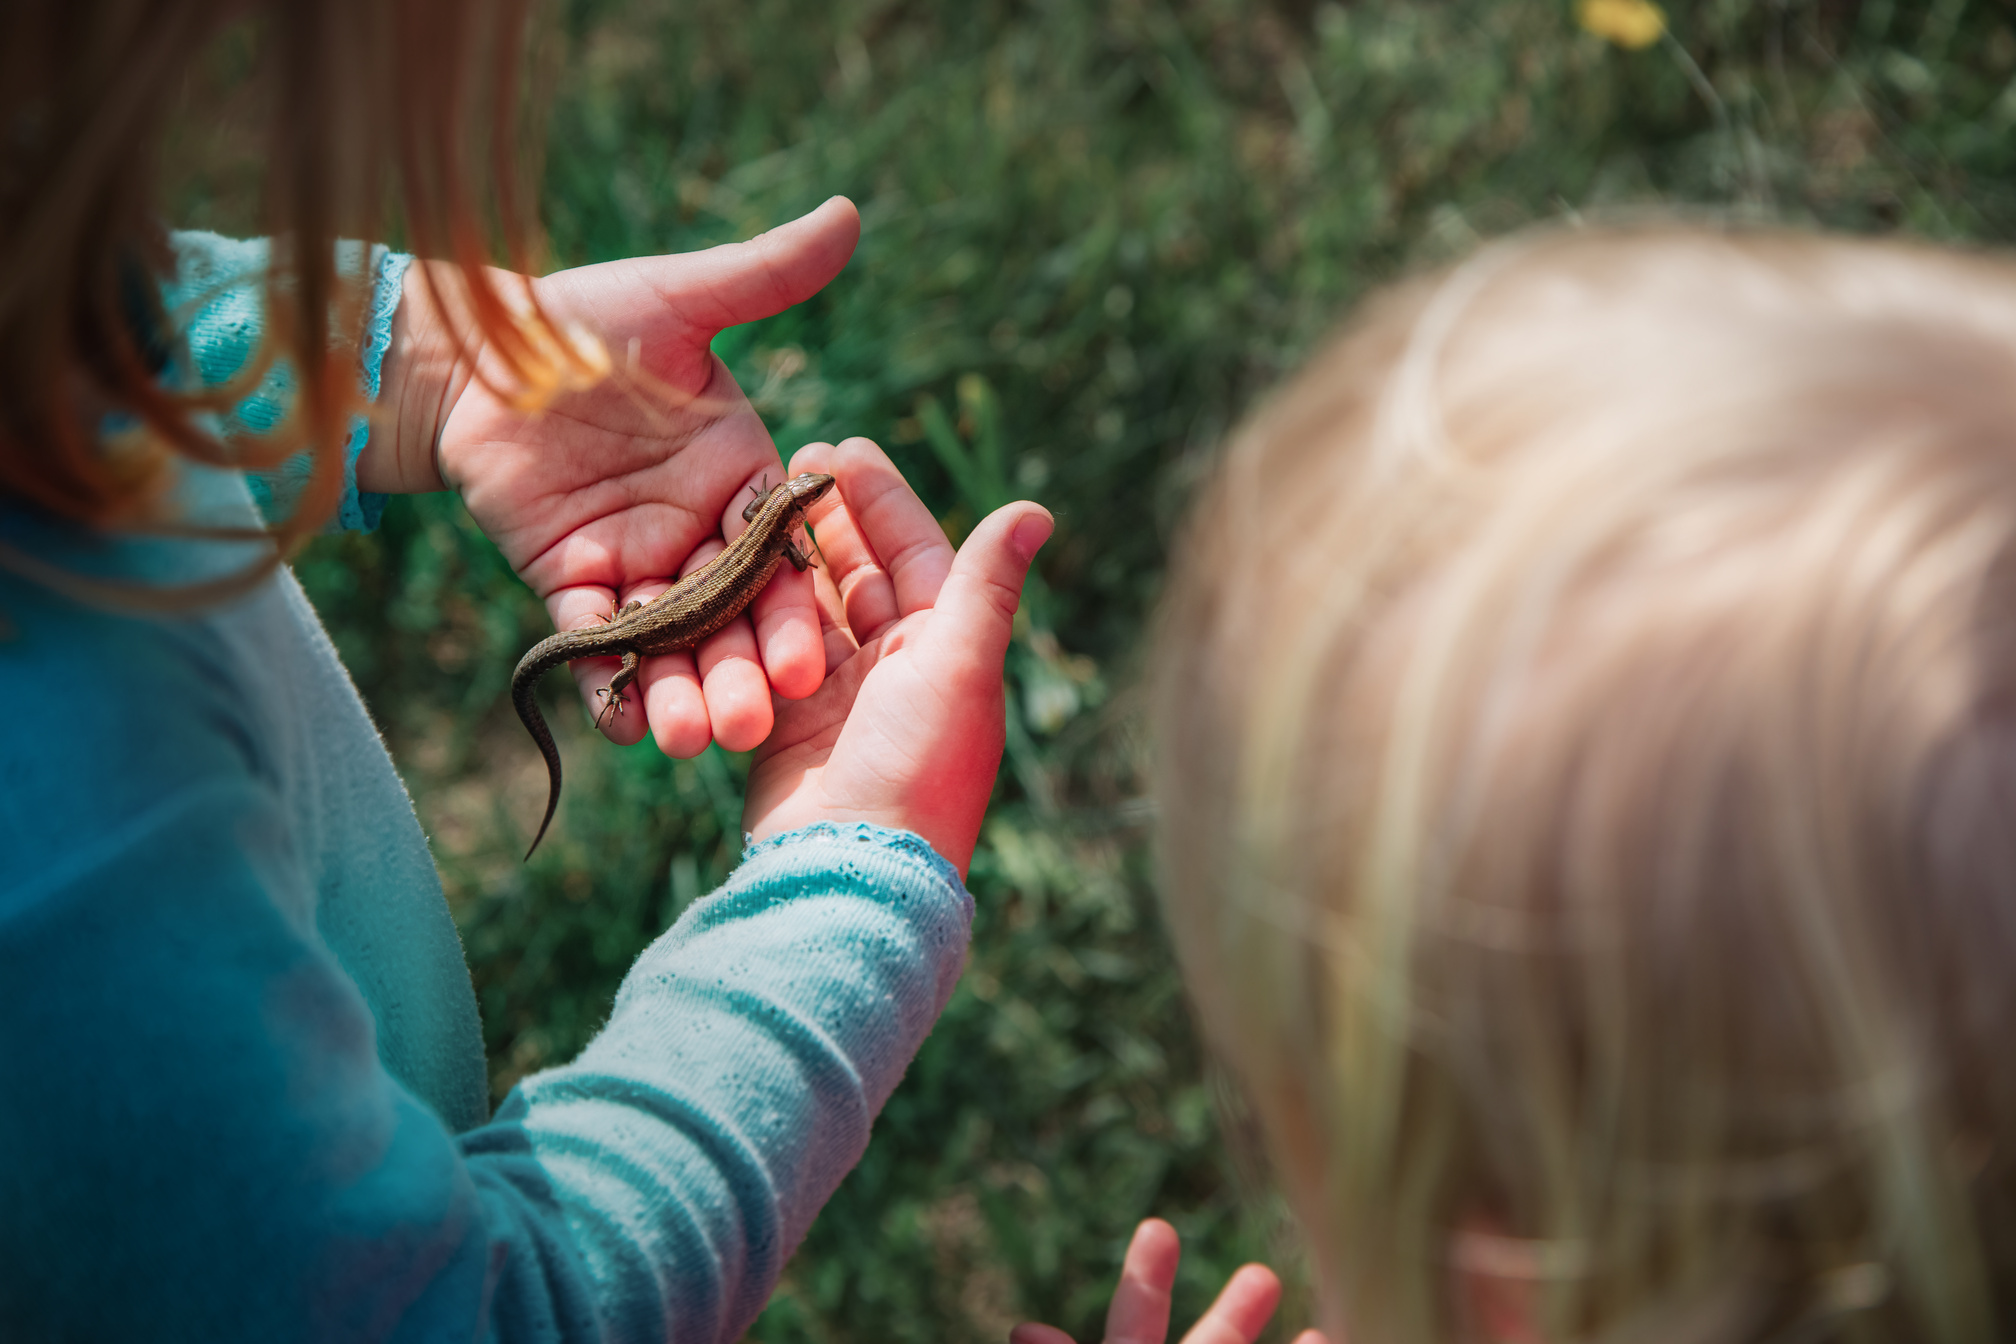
[782, 520, 826, 572]
[788, 521, 827, 572]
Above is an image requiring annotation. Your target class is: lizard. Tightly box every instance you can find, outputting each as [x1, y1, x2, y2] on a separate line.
[510, 470, 837, 858]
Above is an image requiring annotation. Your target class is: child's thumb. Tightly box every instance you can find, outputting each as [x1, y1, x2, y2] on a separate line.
[680, 196, 860, 332]
[923, 503, 1053, 677]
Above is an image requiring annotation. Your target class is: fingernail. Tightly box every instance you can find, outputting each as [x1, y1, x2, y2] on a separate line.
[1010, 511, 1054, 565]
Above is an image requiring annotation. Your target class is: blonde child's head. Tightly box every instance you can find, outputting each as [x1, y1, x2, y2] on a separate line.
[1155, 225, 2016, 1344]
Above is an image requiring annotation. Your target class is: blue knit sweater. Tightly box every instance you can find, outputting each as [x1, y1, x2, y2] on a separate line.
[0, 235, 971, 1341]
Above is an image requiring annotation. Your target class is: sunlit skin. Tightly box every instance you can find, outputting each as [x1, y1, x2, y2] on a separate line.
[1010, 1218, 1330, 1344]
[356, 198, 1328, 1328]
[363, 196, 865, 756]
[749, 446, 1332, 1330]
[743, 437, 1050, 876]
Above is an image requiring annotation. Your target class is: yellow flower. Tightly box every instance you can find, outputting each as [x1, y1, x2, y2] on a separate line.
[1577, 0, 1666, 49]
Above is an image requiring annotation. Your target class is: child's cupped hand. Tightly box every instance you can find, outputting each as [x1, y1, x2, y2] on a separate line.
[1010, 1219, 1329, 1344]
[741, 437, 1051, 877]
[375, 197, 865, 758]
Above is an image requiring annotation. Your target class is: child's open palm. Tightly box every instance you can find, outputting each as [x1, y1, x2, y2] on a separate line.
[370, 199, 864, 757]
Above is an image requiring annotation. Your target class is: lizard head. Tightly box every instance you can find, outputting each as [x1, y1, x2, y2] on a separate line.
[783, 472, 838, 511]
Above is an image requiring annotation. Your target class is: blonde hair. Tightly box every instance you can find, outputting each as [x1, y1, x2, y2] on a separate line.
[1155, 225, 2016, 1344]
[0, 0, 593, 594]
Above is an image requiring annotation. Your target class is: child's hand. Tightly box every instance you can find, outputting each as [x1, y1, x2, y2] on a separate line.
[368, 198, 862, 757]
[1009, 1219, 1327, 1344]
[742, 437, 1051, 877]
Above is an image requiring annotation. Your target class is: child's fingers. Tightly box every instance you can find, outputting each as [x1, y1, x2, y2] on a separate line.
[915, 503, 1053, 691]
[1008, 1326, 1078, 1344]
[649, 534, 768, 752]
[1106, 1219, 1182, 1344]
[575, 575, 677, 748]
[546, 582, 625, 635]
[694, 631, 774, 751]
[1176, 1266, 1283, 1344]
[540, 584, 648, 746]
[639, 650, 710, 758]
[612, 545, 712, 748]
[811, 564, 860, 674]
[747, 555, 823, 700]
[785, 441, 897, 639]
[720, 465, 823, 701]
[791, 437, 955, 638]
[1002, 1233, 1306, 1344]
[567, 654, 648, 745]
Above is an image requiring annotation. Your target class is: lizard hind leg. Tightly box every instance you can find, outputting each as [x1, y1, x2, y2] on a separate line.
[594, 650, 643, 729]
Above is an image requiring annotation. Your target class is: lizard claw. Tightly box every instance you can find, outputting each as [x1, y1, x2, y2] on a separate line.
[594, 685, 628, 729]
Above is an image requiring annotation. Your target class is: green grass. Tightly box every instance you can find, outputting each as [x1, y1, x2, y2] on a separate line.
[278, 2, 2016, 1339]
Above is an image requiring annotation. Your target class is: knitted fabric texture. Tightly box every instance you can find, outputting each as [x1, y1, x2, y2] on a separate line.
[0, 232, 972, 1341]
[162, 231, 407, 533]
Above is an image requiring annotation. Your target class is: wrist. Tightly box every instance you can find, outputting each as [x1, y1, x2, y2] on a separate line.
[746, 800, 981, 880]
[738, 820, 967, 897]
[359, 261, 471, 495]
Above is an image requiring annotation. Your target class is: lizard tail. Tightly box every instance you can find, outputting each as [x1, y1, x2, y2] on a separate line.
[513, 644, 569, 860]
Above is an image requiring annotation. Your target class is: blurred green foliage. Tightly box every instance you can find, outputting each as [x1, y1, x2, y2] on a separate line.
[274, 2, 2016, 1340]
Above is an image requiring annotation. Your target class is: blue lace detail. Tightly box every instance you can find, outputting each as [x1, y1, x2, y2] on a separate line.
[343, 247, 411, 532]
[739, 821, 967, 898]
[168, 233, 409, 535]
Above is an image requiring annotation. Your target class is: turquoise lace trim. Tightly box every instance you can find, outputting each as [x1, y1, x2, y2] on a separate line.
[175, 235, 409, 534]
[347, 247, 411, 532]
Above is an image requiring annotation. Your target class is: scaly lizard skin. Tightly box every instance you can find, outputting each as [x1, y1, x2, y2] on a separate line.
[511, 471, 837, 858]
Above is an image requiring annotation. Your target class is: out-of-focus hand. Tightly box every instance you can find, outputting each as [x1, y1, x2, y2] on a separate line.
[366, 197, 861, 755]
[742, 437, 1051, 876]
[1008, 1219, 1328, 1344]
